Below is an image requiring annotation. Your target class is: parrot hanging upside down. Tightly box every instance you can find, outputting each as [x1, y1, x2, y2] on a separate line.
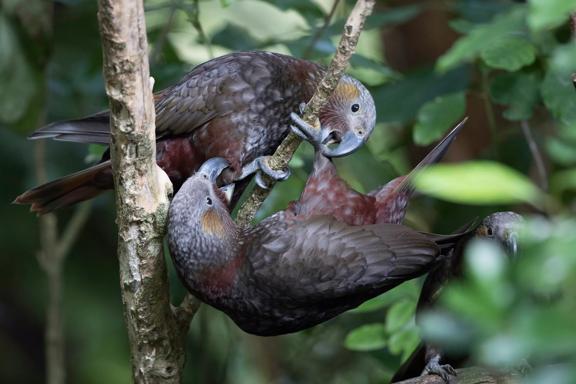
[14, 51, 376, 214]
[288, 118, 468, 226]
[167, 157, 472, 336]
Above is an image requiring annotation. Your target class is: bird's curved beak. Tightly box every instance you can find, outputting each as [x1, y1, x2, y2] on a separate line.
[198, 157, 230, 183]
[320, 130, 365, 158]
[505, 232, 519, 256]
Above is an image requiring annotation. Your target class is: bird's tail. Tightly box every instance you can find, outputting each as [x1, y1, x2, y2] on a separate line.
[14, 161, 113, 214]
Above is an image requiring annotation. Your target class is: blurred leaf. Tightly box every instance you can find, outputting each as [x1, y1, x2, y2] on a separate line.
[212, 24, 262, 51]
[413, 161, 542, 205]
[344, 323, 387, 352]
[413, 92, 466, 145]
[490, 72, 540, 121]
[546, 138, 576, 166]
[350, 281, 419, 314]
[364, 5, 422, 30]
[541, 45, 576, 129]
[374, 66, 470, 124]
[480, 38, 536, 71]
[385, 299, 416, 334]
[437, 7, 527, 72]
[465, 240, 508, 283]
[527, 0, 576, 32]
[0, 14, 37, 124]
[388, 327, 420, 358]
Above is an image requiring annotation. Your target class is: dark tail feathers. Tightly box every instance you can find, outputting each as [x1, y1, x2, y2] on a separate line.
[14, 161, 113, 214]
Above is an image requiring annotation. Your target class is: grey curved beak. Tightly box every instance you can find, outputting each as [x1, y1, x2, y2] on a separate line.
[198, 157, 230, 183]
[320, 130, 365, 158]
[506, 232, 519, 256]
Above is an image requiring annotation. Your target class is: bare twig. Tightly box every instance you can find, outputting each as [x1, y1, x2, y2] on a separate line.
[97, 0, 184, 382]
[521, 120, 548, 192]
[235, 0, 376, 226]
[303, 0, 342, 59]
[150, 0, 180, 66]
[394, 367, 520, 384]
[186, 0, 213, 58]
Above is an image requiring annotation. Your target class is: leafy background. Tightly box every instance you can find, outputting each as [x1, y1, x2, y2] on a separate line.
[1, 0, 575, 383]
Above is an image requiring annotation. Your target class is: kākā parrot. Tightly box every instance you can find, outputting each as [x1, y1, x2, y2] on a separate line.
[391, 211, 524, 383]
[15, 51, 376, 214]
[167, 157, 471, 336]
[287, 118, 467, 226]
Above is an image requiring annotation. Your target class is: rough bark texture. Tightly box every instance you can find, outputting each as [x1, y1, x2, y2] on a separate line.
[96, 1, 184, 382]
[395, 367, 520, 384]
[235, 0, 376, 226]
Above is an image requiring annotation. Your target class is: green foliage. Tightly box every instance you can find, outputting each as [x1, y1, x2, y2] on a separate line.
[3, 0, 576, 382]
[413, 92, 466, 145]
[413, 161, 542, 206]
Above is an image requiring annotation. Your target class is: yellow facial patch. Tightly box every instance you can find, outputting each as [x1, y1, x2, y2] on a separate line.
[201, 208, 226, 237]
[335, 82, 360, 100]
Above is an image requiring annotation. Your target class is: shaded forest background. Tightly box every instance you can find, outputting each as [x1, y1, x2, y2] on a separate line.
[1, 0, 575, 383]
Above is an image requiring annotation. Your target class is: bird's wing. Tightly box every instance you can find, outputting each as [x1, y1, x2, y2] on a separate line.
[29, 52, 277, 144]
[245, 215, 440, 303]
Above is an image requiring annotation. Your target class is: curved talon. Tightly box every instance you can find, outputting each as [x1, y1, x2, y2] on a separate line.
[255, 173, 270, 189]
[290, 124, 310, 141]
[257, 157, 290, 182]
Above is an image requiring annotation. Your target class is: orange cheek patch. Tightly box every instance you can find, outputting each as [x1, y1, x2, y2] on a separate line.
[335, 83, 360, 99]
[201, 209, 226, 237]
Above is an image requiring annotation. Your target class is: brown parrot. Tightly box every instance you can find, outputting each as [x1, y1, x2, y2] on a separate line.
[287, 118, 467, 226]
[15, 51, 376, 214]
[167, 157, 471, 336]
[391, 211, 524, 383]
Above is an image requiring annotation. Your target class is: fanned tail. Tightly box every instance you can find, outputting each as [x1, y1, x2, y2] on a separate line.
[13, 161, 113, 214]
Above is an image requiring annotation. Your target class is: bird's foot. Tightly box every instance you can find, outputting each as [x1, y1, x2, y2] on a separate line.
[239, 156, 290, 189]
[422, 356, 457, 384]
[290, 112, 325, 148]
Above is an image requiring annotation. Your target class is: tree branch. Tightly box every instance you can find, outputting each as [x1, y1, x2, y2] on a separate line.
[235, 0, 376, 226]
[394, 367, 520, 384]
[97, 1, 184, 382]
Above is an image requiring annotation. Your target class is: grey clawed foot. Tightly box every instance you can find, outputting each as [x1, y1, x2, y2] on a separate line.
[239, 156, 290, 189]
[290, 112, 323, 148]
[422, 357, 457, 383]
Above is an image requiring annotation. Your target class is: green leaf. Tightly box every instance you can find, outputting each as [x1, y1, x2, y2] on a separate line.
[344, 324, 387, 352]
[388, 328, 420, 357]
[528, 0, 576, 32]
[386, 299, 416, 334]
[374, 66, 470, 124]
[490, 72, 540, 121]
[541, 45, 576, 128]
[437, 7, 527, 72]
[413, 92, 466, 145]
[413, 161, 542, 206]
[480, 38, 536, 71]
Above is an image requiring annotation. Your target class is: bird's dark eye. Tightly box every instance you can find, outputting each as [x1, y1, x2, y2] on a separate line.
[206, 197, 213, 206]
[487, 227, 494, 236]
[351, 103, 360, 113]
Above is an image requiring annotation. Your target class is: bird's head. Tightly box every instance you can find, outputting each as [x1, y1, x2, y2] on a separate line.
[319, 75, 376, 157]
[476, 211, 524, 256]
[169, 157, 234, 240]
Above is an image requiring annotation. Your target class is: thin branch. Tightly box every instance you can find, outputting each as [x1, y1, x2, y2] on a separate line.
[150, 0, 181, 66]
[97, 0, 184, 382]
[303, 0, 342, 59]
[185, 0, 213, 58]
[235, 0, 376, 226]
[394, 367, 520, 384]
[521, 120, 548, 192]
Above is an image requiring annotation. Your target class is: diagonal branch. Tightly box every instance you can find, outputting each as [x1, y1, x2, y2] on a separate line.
[235, 0, 376, 226]
[394, 367, 520, 384]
